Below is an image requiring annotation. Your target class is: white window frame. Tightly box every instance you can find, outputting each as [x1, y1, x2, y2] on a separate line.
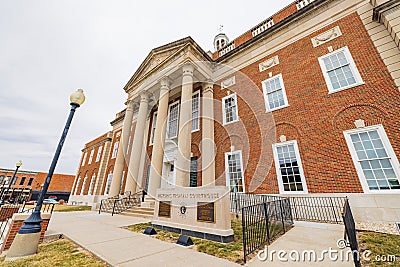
[81, 152, 87, 166]
[222, 93, 239, 125]
[318, 46, 364, 94]
[166, 100, 180, 139]
[74, 177, 81, 195]
[88, 175, 96, 195]
[112, 141, 119, 159]
[150, 112, 158, 145]
[105, 173, 113, 195]
[224, 150, 246, 193]
[343, 124, 400, 193]
[80, 176, 87, 195]
[261, 73, 289, 112]
[272, 140, 308, 194]
[192, 91, 200, 132]
[95, 146, 102, 162]
[88, 149, 94, 165]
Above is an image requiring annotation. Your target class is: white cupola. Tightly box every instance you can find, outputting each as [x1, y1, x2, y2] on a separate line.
[214, 32, 229, 51]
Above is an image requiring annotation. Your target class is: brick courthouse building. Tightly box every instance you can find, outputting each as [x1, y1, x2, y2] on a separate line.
[69, 0, 400, 224]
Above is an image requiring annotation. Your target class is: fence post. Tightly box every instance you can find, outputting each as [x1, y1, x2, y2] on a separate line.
[112, 199, 117, 216]
[279, 200, 285, 233]
[242, 206, 247, 264]
[330, 197, 339, 224]
[99, 200, 103, 214]
[263, 202, 271, 243]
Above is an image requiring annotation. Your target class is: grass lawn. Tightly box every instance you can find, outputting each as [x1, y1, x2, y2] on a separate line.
[127, 219, 288, 264]
[128, 220, 245, 264]
[0, 239, 106, 267]
[24, 205, 92, 212]
[359, 231, 400, 266]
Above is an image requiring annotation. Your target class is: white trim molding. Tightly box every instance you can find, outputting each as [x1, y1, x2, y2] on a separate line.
[311, 26, 342, 47]
[343, 124, 400, 193]
[224, 150, 245, 193]
[272, 140, 308, 194]
[222, 93, 239, 125]
[318, 46, 364, 94]
[221, 76, 236, 89]
[259, 55, 279, 72]
[261, 73, 290, 112]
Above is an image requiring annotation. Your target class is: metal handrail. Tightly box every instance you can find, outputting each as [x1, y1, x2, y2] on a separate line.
[99, 191, 142, 216]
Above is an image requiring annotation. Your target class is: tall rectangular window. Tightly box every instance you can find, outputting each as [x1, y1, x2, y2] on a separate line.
[80, 177, 87, 195]
[88, 175, 96, 195]
[262, 74, 289, 111]
[19, 177, 26, 185]
[96, 146, 102, 162]
[150, 112, 158, 145]
[167, 101, 180, 139]
[344, 125, 400, 192]
[190, 157, 198, 187]
[74, 178, 81, 195]
[318, 46, 363, 93]
[0, 176, 4, 184]
[112, 141, 119, 159]
[81, 152, 87, 166]
[5, 176, 11, 185]
[222, 93, 239, 125]
[192, 92, 200, 131]
[11, 176, 17, 185]
[273, 140, 308, 193]
[27, 177, 34, 186]
[225, 150, 245, 192]
[105, 174, 113, 195]
[88, 149, 94, 164]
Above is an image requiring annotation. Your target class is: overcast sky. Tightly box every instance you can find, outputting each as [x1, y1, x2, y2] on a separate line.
[0, 0, 293, 175]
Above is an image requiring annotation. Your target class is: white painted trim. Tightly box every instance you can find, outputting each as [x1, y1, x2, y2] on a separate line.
[318, 46, 364, 94]
[343, 124, 400, 193]
[191, 90, 201, 133]
[111, 141, 119, 159]
[224, 150, 246, 193]
[272, 140, 308, 194]
[95, 145, 102, 162]
[261, 73, 290, 112]
[222, 93, 239, 126]
[81, 152, 87, 166]
[166, 100, 180, 139]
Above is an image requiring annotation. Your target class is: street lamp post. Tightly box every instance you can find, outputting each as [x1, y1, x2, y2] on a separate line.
[6, 89, 85, 259]
[0, 160, 22, 206]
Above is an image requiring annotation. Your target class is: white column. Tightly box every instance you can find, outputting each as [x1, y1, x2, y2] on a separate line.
[147, 77, 171, 196]
[201, 81, 216, 186]
[125, 92, 150, 193]
[176, 63, 194, 187]
[108, 100, 135, 197]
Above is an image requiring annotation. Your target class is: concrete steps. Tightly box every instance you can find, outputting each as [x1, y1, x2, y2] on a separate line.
[120, 206, 154, 219]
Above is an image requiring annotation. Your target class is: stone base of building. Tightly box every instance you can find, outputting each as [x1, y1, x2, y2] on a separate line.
[152, 223, 234, 243]
[68, 194, 107, 207]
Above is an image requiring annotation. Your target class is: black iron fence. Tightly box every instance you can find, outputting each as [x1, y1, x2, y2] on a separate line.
[242, 198, 293, 263]
[231, 193, 346, 224]
[289, 196, 346, 224]
[342, 198, 361, 267]
[99, 191, 141, 216]
[230, 192, 284, 214]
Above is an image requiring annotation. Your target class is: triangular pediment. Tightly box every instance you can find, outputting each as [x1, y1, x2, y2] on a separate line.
[124, 37, 211, 91]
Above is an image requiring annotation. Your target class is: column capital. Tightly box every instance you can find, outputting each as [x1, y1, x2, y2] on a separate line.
[139, 91, 151, 103]
[202, 80, 214, 94]
[160, 76, 172, 89]
[126, 99, 136, 112]
[182, 62, 194, 77]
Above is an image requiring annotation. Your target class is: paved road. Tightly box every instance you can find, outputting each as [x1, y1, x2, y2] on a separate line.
[46, 211, 239, 267]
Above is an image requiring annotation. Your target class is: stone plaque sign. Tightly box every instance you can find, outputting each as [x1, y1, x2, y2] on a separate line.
[158, 201, 171, 218]
[197, 202, 215, 223]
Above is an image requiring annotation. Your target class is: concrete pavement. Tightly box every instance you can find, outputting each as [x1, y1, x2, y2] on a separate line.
[46, 211, 239, 267]
[247, 221, 354, 267]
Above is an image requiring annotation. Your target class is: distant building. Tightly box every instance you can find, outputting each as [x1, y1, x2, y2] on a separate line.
[70, 0, 400, 227]
[0, 169, 75, 202]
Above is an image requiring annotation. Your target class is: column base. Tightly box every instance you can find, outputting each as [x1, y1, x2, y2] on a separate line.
[5, 232, 41, 260]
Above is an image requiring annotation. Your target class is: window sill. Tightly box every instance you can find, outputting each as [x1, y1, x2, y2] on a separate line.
[191, 129, 200, 133]
[267, 104, 290, 113]
[328, 82, 365, 94]
[223, 119, 240, 126]
[363, 188, 400, 194]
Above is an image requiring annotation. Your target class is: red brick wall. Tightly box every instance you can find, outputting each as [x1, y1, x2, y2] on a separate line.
[1, 216, 50, 252]
[214, 12, 400, 194]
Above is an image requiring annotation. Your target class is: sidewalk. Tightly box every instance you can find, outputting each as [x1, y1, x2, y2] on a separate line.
[46, 211, 239, 267]
[247, 221, 354, 267]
